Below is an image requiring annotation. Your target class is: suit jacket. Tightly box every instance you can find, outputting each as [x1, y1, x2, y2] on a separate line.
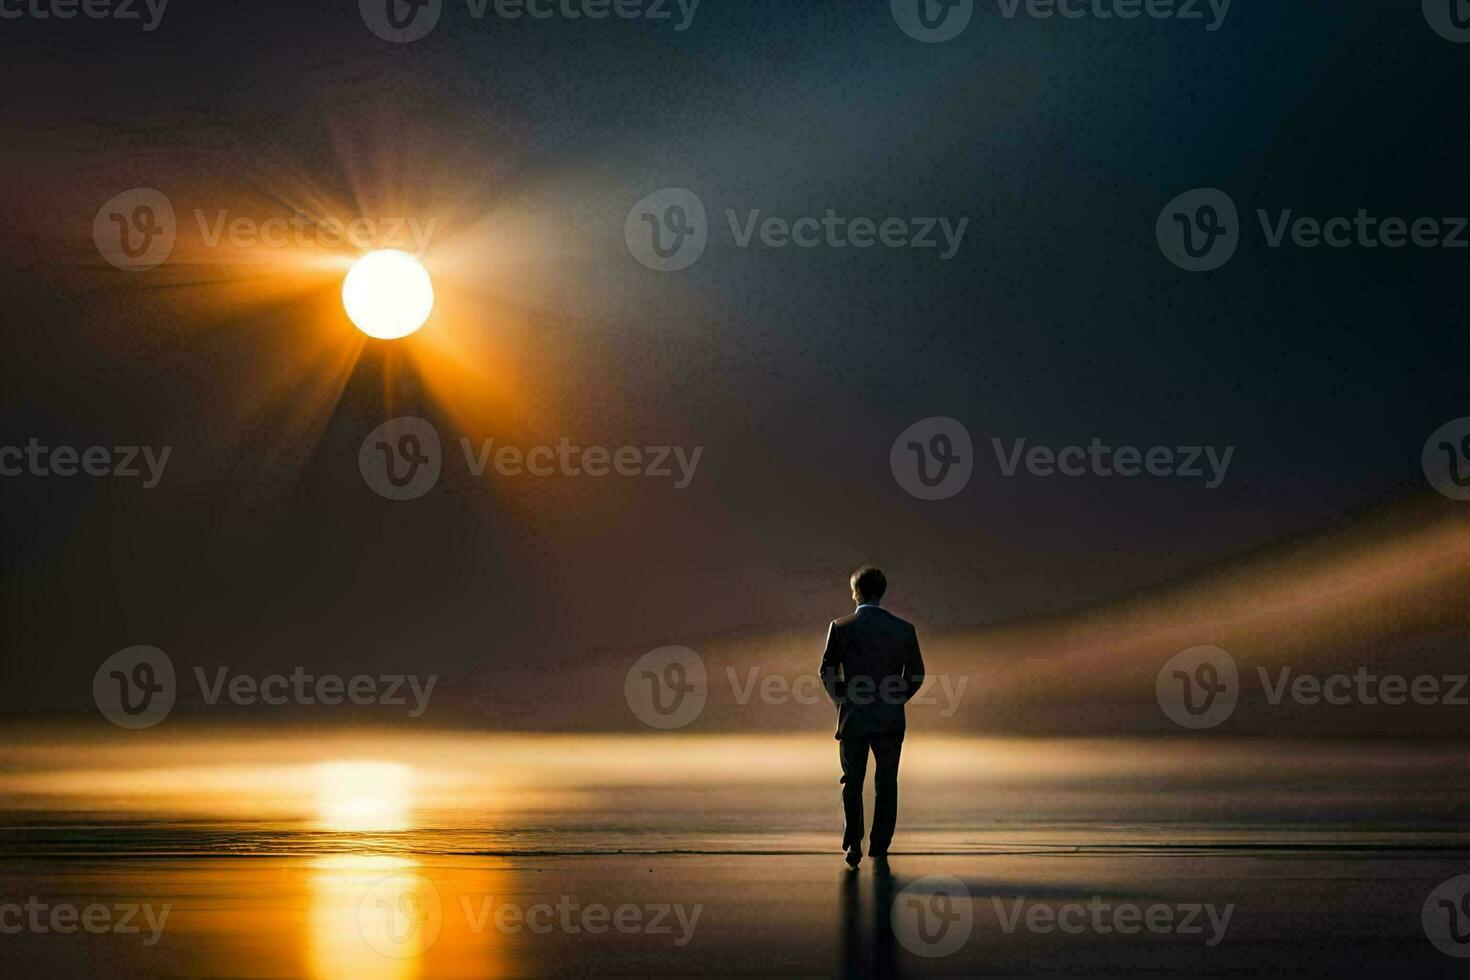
[819, 606, 926, 739]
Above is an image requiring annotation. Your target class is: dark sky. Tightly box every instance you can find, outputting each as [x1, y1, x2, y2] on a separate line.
[2, 1, 1468, 729]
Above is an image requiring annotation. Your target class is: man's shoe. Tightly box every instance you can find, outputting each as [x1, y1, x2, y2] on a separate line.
[844, 845, 862, 868]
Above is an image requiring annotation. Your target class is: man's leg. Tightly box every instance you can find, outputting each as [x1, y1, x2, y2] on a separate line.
[838, 736, 870, 852]
[868, 733, 904, 854]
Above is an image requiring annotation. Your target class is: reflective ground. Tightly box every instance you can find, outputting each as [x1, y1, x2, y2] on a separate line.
[2, 733, 1468, 976]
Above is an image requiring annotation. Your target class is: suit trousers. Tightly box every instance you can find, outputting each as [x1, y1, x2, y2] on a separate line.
[839, 731, 904, 853]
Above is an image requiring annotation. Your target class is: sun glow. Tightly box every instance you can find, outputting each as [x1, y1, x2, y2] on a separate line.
[342, 249, 434, 340]
[315, 761, 414, 831]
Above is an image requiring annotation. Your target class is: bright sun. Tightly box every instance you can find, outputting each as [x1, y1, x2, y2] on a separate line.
[342, 249, 434, 340]
[315, 761, 413, 832]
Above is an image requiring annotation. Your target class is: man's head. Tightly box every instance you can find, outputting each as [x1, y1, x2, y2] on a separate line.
[850, 565, 887, 606]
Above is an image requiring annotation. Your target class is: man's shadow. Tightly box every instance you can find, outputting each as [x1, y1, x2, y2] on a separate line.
[839, 858, 899, 980]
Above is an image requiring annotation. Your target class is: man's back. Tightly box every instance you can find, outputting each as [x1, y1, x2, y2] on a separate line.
[820, 605, 926, 739]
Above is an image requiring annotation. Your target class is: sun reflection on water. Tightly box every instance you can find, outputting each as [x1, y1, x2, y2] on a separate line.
[308, 855, 424, 980]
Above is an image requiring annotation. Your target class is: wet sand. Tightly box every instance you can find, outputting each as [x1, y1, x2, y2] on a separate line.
[2, 848, 1467, 978]
[4, 734, 1470, 975]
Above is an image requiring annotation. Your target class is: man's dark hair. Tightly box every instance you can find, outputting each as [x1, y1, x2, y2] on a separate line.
[851, 565, 887, 603]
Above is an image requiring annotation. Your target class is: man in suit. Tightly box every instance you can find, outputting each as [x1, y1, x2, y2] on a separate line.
[820, 565, 926, 868]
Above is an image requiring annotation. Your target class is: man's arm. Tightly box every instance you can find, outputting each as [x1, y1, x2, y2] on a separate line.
[901, 625, 926, 704]
[819, 621, 844, 706]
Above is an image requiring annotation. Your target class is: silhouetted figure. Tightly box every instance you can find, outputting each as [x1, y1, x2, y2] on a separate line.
[820, 566, 926, 868]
